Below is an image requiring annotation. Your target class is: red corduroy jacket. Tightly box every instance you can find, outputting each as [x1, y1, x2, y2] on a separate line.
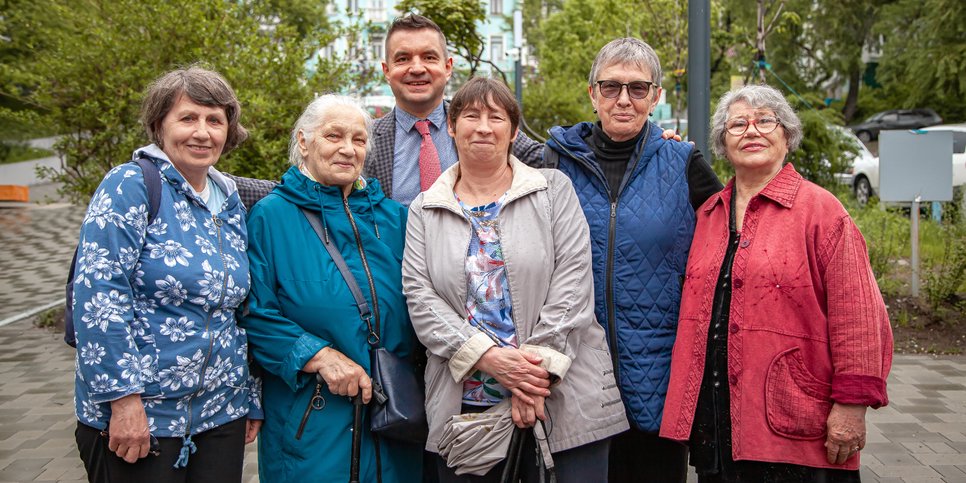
[660, 163, 893, 471]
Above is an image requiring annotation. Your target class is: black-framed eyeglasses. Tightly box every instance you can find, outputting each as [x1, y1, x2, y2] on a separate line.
[595, 80, 656, 100]
[725, 116, 781, 136]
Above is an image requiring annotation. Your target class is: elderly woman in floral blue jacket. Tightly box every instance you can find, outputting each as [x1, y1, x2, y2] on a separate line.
[72, 67, 262, 483]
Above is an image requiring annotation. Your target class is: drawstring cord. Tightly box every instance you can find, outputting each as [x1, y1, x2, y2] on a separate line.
[172, 434, 197, 468]
[365, 188, 381, 239]
[314, 185, 330, 244]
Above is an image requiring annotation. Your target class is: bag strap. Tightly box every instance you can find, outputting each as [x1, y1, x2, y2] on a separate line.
[135, 155, 163, 224]
[299, 207, 379, 346]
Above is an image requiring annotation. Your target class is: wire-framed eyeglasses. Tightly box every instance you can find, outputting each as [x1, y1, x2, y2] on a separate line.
[595, 80, 656, 100]
[725, 116, 782, 136]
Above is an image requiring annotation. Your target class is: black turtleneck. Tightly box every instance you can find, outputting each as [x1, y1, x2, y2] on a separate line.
[585, 123, 639, 199]
[583, 122, 723, 208]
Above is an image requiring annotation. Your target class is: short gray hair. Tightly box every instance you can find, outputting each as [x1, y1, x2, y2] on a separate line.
[710, 84, 803, 160]
[588, 38, 662, 96]
[288, 94, 373, 167]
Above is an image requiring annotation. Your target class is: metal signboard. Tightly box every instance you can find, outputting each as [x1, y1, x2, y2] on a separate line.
[879, 130, 953, 202]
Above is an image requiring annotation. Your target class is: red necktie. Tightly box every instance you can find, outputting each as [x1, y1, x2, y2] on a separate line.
[414, 120, 442, 191]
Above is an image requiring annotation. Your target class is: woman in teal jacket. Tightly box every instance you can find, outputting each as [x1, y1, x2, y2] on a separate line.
[240, 95, 421, 482]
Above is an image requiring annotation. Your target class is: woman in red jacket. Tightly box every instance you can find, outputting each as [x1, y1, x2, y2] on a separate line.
[660, 84, 893, 482]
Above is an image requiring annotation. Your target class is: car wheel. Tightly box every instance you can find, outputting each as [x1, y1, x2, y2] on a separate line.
[857, 130, 873, 143]
[854, 176, 873, 206]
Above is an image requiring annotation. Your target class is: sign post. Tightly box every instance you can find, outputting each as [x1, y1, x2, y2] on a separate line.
[878, 130, 953, 297]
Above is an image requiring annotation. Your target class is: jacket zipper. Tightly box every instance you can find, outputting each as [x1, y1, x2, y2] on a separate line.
[183, 214, 227, 442]
[547, 125, 651, 387]
[341, 196, 383, 483]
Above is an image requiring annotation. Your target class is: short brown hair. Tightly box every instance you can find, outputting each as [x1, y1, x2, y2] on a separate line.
[140, 66, 249, 154]
[448, 77, 521, 153]
[384, 13, 448, 60]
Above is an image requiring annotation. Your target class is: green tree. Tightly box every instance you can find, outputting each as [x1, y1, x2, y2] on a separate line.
[396, 0, 503, 79]
[876, 0, 966, 122]
[0, 0, 352, 202]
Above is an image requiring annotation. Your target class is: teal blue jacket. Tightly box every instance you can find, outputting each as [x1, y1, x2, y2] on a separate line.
[240, 166, 421, 482]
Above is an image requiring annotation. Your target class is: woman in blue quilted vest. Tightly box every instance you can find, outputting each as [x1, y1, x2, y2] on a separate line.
[545, 38, 723, 482]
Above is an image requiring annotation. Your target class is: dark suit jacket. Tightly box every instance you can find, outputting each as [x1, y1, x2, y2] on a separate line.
[226, 103, 546, 208]
[362, 104, 546, 199]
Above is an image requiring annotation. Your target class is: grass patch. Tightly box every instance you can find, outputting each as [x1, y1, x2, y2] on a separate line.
[0, 142, 54, 165]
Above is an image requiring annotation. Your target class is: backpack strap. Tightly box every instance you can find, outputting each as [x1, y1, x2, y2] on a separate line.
[64, 157, 163, 347]
[135, 155, 162, 224]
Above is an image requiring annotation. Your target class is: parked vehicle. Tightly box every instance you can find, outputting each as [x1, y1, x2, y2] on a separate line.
[833, 128, 879, 205]
[837, 123, 966, 206]
[848, 108, 942, 143]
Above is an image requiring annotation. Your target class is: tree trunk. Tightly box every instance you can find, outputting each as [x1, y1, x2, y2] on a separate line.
[842, 67, 862, 122]
[757, 0, 767, 83]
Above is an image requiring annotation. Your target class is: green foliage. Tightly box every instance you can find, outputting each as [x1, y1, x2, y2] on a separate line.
[849, 203, 909, 284]
[0, 0, 351, 203]
[876, 0, 966, 122]
[396, 0, 491, 77]
[922, 222, 966, 311]
[523, 0, 694, 134]
[785, 101, 857, 187]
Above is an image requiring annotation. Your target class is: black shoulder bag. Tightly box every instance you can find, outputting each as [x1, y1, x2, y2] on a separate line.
[300, 207, 428, 445]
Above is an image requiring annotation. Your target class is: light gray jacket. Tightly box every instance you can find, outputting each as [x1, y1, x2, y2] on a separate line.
[402, 156, 629, 454]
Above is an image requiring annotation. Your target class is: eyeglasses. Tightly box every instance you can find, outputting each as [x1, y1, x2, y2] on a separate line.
[725, 116, 781, 136]
[595, 80, 656, 100]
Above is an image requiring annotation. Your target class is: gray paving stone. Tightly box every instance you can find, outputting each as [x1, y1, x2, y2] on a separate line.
[3, 203, 966, 483]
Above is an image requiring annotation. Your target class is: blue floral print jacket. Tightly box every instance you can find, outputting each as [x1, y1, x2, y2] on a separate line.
[72, 144, 261, 448]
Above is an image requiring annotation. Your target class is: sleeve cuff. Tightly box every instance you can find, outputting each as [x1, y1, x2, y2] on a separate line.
[282, 333, 329, 391]
[831, 374, 889, 409]
[448, 333, 497, 382]
[520, 344, 573, 384]
[88, 386, 144, 405]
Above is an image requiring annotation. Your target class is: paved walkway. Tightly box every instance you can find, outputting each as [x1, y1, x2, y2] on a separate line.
[2, 201, 966, 482]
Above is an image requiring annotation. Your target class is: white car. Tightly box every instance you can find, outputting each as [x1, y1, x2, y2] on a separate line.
[839, 123, 966, 205]
[834, 129, 879, 205]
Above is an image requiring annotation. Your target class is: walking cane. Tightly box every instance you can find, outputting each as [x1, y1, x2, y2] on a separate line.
[349, 395, 364, 483]
[500, 426, 527, 483]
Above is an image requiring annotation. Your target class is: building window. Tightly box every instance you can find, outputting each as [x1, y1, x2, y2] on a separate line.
[490, 35, 504, 62]
[371, 34, 385, 61]
[347, 0, 359, 13]
[490, 0, 502, 15]
[369, 0, 386, 22]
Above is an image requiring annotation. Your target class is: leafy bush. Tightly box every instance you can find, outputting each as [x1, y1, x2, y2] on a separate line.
[850, 202, 909, 283]
[0, 0, 353, 203]
[923, 223, 966, 311]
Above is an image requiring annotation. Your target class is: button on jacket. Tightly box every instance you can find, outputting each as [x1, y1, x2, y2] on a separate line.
[403, 157, 629, 454]
[660, 163, 893, 470]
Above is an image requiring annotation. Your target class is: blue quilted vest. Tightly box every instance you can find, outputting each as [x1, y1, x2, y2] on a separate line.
[547, 122, 695, 432]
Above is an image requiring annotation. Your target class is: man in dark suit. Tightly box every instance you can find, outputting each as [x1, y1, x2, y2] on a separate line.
[227, 13, 543, 209]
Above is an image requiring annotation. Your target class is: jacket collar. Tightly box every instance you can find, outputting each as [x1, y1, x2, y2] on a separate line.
[421, 155, 547, 213]
[704, 162, 803, 213]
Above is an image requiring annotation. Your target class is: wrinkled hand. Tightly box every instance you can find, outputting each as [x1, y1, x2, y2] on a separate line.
[475, 347, 551, 405]
[303, 347, 372, 403]
[825, 403, 867, 465]
[660, 128, 683, 142]
[245, 419, 263, 444]
[108, 394, 151, 464]
[511, 394, 546, 428]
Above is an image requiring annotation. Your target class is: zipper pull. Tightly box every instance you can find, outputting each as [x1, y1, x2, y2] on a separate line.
[295, 381, 326, 440]
[610, 202, 617, 218]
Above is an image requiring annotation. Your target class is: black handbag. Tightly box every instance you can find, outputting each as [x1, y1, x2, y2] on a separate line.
[301, 208, 428, 445]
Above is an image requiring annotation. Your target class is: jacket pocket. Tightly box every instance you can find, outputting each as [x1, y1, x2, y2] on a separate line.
[559, 342, 624, 422]
[764, 347, 832, 440]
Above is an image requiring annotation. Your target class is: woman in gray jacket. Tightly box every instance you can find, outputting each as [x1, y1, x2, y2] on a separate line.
[402, 77, 628, 482]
